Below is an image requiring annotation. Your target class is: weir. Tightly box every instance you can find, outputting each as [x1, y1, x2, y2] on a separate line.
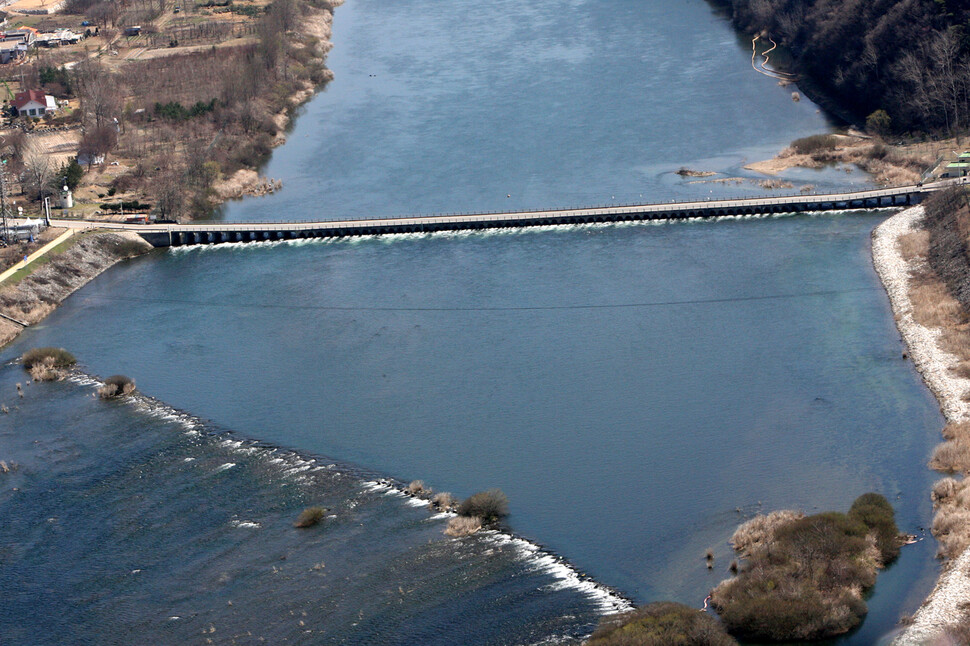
[52, 184, 935, 248]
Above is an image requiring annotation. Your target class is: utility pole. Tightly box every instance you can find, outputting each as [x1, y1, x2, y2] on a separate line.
[0, 161, 10, 245]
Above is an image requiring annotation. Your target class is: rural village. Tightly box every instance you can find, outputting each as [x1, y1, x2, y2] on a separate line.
[0, 0, 335, 272]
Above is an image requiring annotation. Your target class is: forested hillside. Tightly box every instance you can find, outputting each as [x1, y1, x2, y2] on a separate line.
[715, 0, 970, 136]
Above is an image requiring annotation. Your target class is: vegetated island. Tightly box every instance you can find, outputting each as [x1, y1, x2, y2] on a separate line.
[711, 495, 902, 642]
[872, 187, 970, 643]
[586, 495, 903, 646]
[0, 0, 342, 349]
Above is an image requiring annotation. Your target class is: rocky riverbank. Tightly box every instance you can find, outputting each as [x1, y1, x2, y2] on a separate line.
[0, 232, 152, 348]
[872, 205, 970, 643]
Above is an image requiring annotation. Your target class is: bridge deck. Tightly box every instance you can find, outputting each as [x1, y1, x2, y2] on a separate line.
[50, 183, 941, 247]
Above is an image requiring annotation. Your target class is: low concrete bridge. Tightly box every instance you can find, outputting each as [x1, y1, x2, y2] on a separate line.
[52, 183, 937, 248]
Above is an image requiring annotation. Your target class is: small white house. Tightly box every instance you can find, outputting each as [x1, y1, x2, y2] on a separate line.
[11, 90, 56, 118]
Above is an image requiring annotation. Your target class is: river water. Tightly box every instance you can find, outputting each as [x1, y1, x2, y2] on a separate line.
[0, 0, 944, 644]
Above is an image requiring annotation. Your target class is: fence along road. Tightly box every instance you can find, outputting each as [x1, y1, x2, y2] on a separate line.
[50, 182, 947, 248]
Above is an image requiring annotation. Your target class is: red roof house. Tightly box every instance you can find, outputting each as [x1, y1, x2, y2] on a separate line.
[11, 90, 56, 117]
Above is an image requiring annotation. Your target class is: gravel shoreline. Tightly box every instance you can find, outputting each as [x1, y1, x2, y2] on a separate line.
[871, 205, 970, 644]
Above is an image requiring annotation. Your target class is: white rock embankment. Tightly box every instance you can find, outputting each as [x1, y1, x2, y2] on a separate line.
[872, 205, 970, 644]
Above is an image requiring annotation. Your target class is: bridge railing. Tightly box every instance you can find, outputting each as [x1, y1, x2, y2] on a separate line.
[147, 184, 924, 229]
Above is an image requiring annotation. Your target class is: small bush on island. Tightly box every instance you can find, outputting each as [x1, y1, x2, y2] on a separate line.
[98, 375, 136, 399]
[22, 347, 76, 370]
[294, 506, 327, 528]
[22, 347, 76, 382]
[407, 480, 430, 497]
[444, 516, 481, 537]
[458, 489, 509, 523]
[588, 602, 738, 646]
[431, 492, 456, 511]
[791, 134, 839, 156]
[711, 493, 902, 642]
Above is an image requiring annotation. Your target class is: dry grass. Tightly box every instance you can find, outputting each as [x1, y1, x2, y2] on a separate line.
[28, 357, 66, 381]
[929, 439, 970, 473]
[932, 477, 960, 506]
[943, 421, 970, 440]
[932, 506, 970, 559]
[407, 480, 429, 497]
[757, 179, 794, 190]
[908, 274, 966, 329]
[930, 476, 970, 558]
[748, 137, 933, 186]
[902, 193, 970, 559]
[431, 492, 455, 511]
[729, 510, 805, 557]
[897, 230, 930, 262]
[444, 516, 481, 537]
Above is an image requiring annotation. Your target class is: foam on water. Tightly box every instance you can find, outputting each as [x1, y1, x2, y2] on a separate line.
[161, 208, 875, 257]
[62, 369, 633, 627]
[485, 532, 633, 616]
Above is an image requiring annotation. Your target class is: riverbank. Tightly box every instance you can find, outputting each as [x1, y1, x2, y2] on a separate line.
[0, 231, 152, 348]
[871, 205, 970, 642]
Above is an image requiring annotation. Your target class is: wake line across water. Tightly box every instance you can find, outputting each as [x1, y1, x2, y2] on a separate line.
[66, 369, 634, 620]
[175, 207, 894, 255]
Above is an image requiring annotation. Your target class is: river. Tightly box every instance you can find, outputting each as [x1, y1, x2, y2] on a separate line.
[0, 0, 944, 644]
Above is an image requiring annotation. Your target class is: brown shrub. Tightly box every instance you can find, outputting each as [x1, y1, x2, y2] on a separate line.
[294, 506, 326, 528]
[943, 421, 970, 441]
[932, 506, 970, 558]
[28, 357, 64, 382]
[458, 489, 509, 523]
[588, 602, 737, 646]
[929, 439, 970, 474]
[431, 492, 455, 511]
[98, 375, 136, 399]
[932, 477, 960, 506]
[407, 480, 429, 497]
[444, 516, 481, 537]
[792, 134, 839, 155]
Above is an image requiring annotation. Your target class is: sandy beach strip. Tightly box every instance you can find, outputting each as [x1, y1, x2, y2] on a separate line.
[871, 205, 970, 643]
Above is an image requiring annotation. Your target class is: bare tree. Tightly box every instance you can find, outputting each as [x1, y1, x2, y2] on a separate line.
[73, 60, 123, 130]
[21, 150, 52, 201]
[78, 124, 118, 166]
